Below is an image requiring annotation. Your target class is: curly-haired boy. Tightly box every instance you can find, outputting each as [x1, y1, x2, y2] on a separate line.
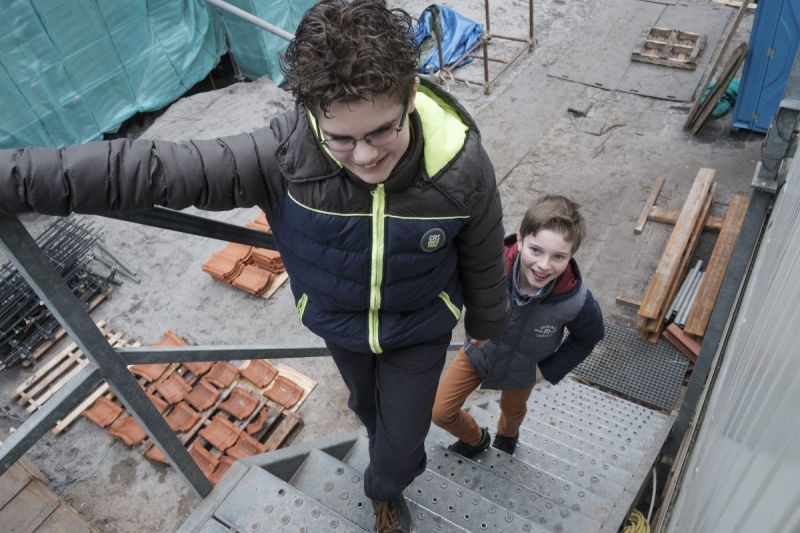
[0, 2, 508, 532]
[432, 195, 604, 459]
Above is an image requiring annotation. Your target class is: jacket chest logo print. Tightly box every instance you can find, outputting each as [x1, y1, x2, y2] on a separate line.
[534, 324, 559, 338]
[420, 228, 446, 252]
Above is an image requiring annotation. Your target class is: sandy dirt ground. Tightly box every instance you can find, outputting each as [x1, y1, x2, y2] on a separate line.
[0, 0, 762, 530]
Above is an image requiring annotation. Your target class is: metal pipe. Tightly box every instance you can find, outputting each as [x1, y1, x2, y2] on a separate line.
[674, 271, 703, 323]
[119, 342, 465, 365]
[95, 241, 137, 277]
[678, 272, 705, 326]
[666, 260, 703, 320]
[205, 0, 294, 42]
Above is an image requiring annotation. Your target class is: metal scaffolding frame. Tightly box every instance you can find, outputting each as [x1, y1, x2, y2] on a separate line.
[0, 209, 292, 497]
[433, 0, 535, 94]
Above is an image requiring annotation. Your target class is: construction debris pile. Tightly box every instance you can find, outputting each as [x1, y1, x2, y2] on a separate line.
[80, 329, 312, 484]
[0, 219, 114, 370]
[634, 168, 749, 359]
[202, 213, 286, 297]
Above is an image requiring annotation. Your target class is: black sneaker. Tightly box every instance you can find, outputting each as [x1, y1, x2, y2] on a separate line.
[372, 496, 411, 533]
[492, 433, 519, 455]
[447, 427, 491, 459]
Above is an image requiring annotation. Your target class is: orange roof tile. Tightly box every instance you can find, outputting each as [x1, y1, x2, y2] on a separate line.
[82, 397, 123, 428]
[264, 376, 303, 409]
[184, 379, 221, 411]
[240, 359, 277, 389]
[204, 362, 239, 389]
[219, 387, 259, 420]
[199, 414, 241, 451]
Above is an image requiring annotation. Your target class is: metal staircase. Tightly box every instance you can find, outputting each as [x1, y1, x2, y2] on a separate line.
[178, 378, 674, 533]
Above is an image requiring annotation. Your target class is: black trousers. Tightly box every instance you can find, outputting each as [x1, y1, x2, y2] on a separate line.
[326, 333, 451, 501]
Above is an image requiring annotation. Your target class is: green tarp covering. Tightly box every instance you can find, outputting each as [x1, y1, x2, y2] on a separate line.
[0, 0, 309, 149]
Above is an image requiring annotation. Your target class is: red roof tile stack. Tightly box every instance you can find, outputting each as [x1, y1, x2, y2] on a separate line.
[201, 212, 286, 297]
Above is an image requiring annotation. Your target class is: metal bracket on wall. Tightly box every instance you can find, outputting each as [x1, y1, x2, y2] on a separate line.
[752, 98, 800, 193]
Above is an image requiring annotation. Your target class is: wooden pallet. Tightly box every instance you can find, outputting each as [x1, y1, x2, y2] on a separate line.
[260, 270, 289, 300]
[12, 322, 137, 413]
[20, 292, 109, 367]
[632, 27, 706, 70]
[711, 0, 756, 10]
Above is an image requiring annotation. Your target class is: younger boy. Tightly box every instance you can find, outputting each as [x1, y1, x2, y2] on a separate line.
[432, 195, 604, 456]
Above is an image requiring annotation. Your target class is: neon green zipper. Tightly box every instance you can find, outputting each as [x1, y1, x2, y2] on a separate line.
[295, 293, 308, 322]
[437, 291, 462, 320]
[368, 184, 386, 354]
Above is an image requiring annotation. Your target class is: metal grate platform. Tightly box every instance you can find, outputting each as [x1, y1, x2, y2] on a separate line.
[572, 320, 689, 411]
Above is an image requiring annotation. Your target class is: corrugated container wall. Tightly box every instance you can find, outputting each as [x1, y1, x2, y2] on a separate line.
[666, 155, 800, 530]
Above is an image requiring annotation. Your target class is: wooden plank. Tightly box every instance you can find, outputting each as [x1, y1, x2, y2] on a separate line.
[274, 364, 317, 413]
[24, 294, 108, 365]
[260, 270, 289, 300]
[684, 194, 751, 336]
[663, 324, 700, 363]
[685, 2, 750, 127]
[615, 295, 642, 309]
[13, 321, 108, 400]
[711, 0, 756, 10]
[0, 480, 60, 532]
[634, 176, 665, 234]
[646, 182, 716, 337]
[648, 206, 724, 230]
[0, 463, 33, 509]
[263, 411, 302, 452]
[638, 169, 716, 321]
[36, 503, 96, 533]
[52, 384, 111, 435]
[690, 43, 749, 135]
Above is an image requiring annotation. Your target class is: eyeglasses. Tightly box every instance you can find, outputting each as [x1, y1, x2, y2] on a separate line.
[317, 101, 408, 152]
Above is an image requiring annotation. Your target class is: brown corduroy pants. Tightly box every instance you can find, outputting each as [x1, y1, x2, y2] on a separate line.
[432, 348, 535, 446]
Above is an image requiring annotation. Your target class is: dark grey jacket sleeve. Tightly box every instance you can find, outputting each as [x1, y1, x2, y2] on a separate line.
[0, 127, 285, 216]
[539, 290, 605, 384]
[454, 143, 509, 341]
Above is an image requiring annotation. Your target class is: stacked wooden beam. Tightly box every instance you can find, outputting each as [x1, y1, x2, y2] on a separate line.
[637, 168, 716, 342]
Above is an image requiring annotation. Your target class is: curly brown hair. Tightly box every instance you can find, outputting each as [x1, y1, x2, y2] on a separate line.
[519, 195, 586, 253]
[281, 0, 419, 114]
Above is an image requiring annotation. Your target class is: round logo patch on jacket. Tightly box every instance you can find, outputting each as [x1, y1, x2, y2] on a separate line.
[420, 228, 446, 252]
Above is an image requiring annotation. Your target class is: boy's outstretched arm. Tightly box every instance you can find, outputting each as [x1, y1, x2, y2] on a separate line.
[538, 290, 605, 384]
[0, 127, 284, 216]
[453, 145, 509, 342]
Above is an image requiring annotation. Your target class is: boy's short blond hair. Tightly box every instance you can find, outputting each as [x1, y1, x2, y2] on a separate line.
[519, 195, 586, 253]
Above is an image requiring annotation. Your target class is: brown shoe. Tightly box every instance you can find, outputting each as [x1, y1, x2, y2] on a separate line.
[372, 497, 411, 533]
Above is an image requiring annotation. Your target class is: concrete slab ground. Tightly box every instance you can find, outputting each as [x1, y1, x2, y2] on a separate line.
[0, 0, 761, 530]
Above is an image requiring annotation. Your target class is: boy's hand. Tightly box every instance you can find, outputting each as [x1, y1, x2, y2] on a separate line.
[470, 339, 490, 348]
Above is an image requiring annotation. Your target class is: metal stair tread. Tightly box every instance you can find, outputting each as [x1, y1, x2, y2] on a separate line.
[467, 403, 631, 492]
[535, 381, 669, 427]
[213, 465, 368, 532]
[426, 425, 605, 532]
[295, 447, 504, 532]
[527, 392, 661, 438]
[548, 380, 670, 421]
[477, 401, 646, 467]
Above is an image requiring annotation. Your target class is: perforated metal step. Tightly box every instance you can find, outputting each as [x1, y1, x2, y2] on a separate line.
[178, 378, 675, 533]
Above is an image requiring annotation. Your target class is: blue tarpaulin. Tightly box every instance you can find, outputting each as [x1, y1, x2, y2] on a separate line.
[0, 0, 226, 149]
[414, 5, 484, 74]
